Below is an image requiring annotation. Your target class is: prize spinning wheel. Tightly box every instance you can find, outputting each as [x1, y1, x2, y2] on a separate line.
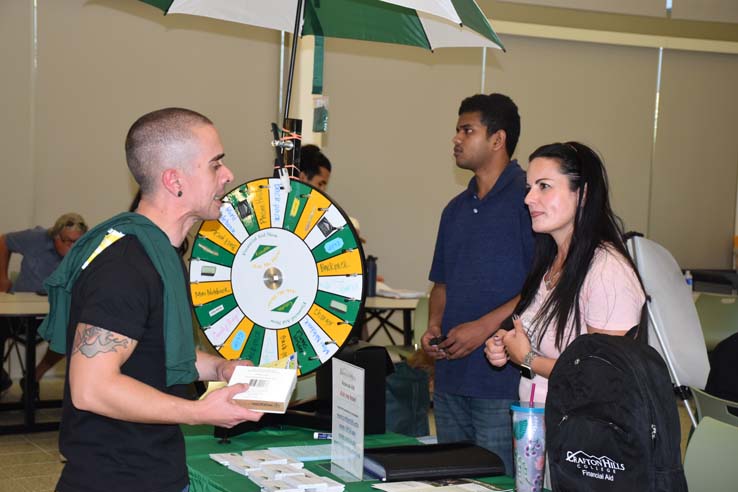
[189, 178, 366, 376]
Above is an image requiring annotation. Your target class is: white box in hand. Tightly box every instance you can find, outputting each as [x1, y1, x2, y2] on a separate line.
[228, 365, 297, 413]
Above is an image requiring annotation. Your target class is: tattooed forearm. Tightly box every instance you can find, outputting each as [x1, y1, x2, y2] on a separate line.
[72, 324, 131, 358]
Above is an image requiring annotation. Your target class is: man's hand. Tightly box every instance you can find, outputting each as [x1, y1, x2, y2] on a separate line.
[195, 350, 258, 382]
[195, 383, 264, 428]
[214, 358, 255, 382]
[421, 327, 447, 360]
[67, 324, 263, 428]
[484, 330, 509, 367]
[440, 320, 490, 360]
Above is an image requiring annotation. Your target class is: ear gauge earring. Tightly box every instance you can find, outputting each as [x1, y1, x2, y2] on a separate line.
[177, 190, 183, 197]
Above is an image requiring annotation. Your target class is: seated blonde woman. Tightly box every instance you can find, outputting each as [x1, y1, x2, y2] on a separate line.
[484, 142, 645, 403]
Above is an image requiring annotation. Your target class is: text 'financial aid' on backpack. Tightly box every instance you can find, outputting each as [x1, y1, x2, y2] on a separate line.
[545, 333, 687, 492]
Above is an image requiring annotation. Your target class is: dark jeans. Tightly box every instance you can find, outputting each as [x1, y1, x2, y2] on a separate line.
[433, 391, 515, 476]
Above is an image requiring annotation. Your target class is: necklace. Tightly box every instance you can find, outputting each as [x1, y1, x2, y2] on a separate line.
[544, 269, 561, 290]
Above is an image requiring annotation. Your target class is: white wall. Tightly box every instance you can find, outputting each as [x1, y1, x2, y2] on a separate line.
[2, 0, 737, 294]
[1, 0, 282, 231]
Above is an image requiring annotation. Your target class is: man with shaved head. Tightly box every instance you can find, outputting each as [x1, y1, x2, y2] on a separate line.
[40, 108, 262, 492]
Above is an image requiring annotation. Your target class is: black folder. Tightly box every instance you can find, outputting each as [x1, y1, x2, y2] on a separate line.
[363, 442, 505, 482]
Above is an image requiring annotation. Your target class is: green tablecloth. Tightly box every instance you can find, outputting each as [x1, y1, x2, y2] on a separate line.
[182, 425, 516, 492]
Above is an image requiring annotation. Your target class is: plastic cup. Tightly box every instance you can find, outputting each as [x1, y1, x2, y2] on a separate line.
[511, 402, 546, 492]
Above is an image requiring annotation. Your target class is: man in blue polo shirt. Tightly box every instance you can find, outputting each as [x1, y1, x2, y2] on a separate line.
[0, 213, 88, 395]
[421, 94, 534, 475]
[0, 213, 88, 294]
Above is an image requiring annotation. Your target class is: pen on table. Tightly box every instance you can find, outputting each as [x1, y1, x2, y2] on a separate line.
[313, 432, 332, 440]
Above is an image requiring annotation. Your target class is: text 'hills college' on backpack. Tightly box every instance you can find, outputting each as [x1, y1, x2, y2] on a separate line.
[545, 333, 687, 491]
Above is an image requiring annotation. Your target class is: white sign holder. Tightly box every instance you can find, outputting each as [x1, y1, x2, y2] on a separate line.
[330, 359, 365, 481]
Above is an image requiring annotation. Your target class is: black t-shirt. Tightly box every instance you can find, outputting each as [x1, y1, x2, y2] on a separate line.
[57, 236, 190, 492]
[705, 332, 738, 410]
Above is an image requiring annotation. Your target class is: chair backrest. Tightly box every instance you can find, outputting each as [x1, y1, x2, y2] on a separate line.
[626, 235, 710, 389]
[692, 387, 738, 426]
[684, 416, 738, 492]
[693, 293, 738, 351]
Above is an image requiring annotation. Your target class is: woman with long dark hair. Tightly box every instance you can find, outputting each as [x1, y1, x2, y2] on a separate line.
[484, 141, 645, 403]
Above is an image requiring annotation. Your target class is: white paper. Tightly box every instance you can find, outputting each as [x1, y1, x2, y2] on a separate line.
[375, 281, 425, 299]
[330, 359, 365, 481]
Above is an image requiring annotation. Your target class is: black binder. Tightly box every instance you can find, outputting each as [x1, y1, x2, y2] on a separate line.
[363, 442, 505, 482]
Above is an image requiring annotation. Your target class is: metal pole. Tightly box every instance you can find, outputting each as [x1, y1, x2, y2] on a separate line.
[278, 31, 285, 122]
[646, 47, 663, 238]
[283, 0, 304, 123]
[646, 306, 699, 429]
[480, 47, 487, 93]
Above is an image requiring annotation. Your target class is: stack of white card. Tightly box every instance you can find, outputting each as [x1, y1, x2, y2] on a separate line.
[209, 452, 263, 475]
[208, 449, 344, 492]
[261, 469, 345, 492]
[210, 450, 299, 476]
[209, 452, 243, 467]
[244, 450, 294, 466]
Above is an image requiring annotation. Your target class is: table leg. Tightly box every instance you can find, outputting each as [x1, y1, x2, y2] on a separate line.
[23, 317, 38, 428]
[0, 313, 60, 434]
[365, 310, 399, 345]
[364, 308, 416, 346]
[403, 310, 412, 347]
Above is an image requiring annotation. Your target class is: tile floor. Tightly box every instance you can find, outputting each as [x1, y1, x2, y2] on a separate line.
[0, 376, 695, 492]
[0, 376, 64, 492]
[0, 431, 64, 492]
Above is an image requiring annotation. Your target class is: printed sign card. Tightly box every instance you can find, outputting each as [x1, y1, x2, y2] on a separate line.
[330, 359, 365, 481]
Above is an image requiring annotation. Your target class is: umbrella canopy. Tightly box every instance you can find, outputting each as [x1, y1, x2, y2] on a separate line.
[138, 0, 506, 173]
[140, 0, 504, 51]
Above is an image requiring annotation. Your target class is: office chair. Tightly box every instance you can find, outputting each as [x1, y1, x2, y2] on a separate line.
[691, 387, 738, 427]
[625, 233, 711, 429]
[683, 416, 738, 492]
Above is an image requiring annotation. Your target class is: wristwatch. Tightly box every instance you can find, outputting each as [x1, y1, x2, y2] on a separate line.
[520, 350, 538, 379]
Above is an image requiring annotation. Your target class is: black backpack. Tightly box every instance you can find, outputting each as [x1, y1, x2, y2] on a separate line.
[545, 333, 687, 491]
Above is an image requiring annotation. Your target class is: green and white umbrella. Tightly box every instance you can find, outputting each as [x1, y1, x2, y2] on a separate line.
[139, 0, 505, 168]
[140, 0, 504, 51]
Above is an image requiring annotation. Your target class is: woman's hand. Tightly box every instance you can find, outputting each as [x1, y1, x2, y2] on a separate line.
[502, 315, 532, 365]
[484, 329, 509, 367]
